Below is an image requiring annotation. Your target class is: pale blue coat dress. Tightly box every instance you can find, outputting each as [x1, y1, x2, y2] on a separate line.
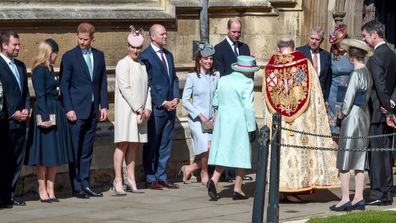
[208, 71, 256, 169]
[182, 70, 220, 155]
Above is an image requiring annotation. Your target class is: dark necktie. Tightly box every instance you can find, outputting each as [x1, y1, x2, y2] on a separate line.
[233, 42, 239, 57]
[159, 49, 168, 75]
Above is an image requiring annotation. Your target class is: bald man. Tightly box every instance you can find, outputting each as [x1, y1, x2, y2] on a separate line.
[139, 24, 180, 189]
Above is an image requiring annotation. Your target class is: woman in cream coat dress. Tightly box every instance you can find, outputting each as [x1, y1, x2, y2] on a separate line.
[113, 27, 151, 195]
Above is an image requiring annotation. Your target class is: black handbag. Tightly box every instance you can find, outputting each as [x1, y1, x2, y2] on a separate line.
[200, 120, 213, 133]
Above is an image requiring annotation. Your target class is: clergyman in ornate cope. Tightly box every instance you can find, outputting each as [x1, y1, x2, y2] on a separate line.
[264, 51, 311, 122]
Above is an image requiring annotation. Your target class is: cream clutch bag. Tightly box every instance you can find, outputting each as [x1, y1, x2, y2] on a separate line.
[36, 114, 56, 126]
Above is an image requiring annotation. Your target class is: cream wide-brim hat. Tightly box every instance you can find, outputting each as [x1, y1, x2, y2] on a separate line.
[340, 39, 373, 57]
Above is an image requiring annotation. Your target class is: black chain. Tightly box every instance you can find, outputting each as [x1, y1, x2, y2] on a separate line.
[278, 143, 396, 152]
[280, 126, 396, 139]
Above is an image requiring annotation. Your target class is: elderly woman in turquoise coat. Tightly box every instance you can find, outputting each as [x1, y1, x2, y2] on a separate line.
[207, 55, 258, 201]
[181, 43, 219, 185]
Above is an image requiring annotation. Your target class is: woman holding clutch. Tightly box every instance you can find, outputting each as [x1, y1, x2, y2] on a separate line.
[25, 39, 73, 202]
[329, 39, 373, 212]
[113, 26, 151, 195]
[181, 43, 219, 185]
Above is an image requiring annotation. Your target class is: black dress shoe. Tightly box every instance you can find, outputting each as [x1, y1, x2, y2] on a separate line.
[158, 180, 179, 189]
[206, 179, 218, 201]
[40, 199, 52, 203]
[83, 187, 103, 197]
[351, 200, 366, 210]
[366, 198, 392, 206]
[243, 175, 253, 181]
[233, 191, 249, 200]
[73, 190, 90, 199]
[0, 200, 13, 209]
[12, 197, 26, 206]
[49, 197, 60, 202]
[221, 176, 234, 183]
[329, 201, 352, 212]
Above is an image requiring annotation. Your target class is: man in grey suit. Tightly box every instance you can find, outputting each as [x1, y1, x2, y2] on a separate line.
[362, 20, 396, 206]
[296, 26, 332, 102]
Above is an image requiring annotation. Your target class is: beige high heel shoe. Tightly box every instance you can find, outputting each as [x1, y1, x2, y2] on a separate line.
[125, 179, 144, 193]
[112, 180, 127, 196]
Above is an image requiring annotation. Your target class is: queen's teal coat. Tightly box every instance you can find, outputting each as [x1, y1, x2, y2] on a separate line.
[208, 71, 256, 169]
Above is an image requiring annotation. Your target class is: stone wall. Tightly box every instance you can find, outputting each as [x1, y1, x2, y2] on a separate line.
[2, 0, 365, 194]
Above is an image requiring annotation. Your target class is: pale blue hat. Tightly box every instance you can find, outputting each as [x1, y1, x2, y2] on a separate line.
[231, 55, 260, 73]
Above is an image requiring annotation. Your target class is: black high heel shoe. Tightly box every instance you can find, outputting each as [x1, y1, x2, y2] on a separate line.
[329, 201, 352, 212]
[233, 191, 248, 200]
[206, 179, 218, 201]
[351, 200, 366, 210]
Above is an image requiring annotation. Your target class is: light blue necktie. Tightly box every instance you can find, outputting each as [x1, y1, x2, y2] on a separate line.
[9, 60, 21, 90]
[83, 50, 93, 81]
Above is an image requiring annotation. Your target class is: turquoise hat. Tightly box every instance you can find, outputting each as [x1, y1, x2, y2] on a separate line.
[231, 55, 260, 73]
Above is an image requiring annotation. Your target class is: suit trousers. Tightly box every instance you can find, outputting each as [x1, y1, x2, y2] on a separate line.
[10, 128, 26, 194]
[0, 118, 14, 203]
[368, 123, 394, 201]
[143, 111, 175, 183]
[68, 103, 98, 191]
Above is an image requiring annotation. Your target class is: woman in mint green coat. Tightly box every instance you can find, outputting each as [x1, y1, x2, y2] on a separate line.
[207, 55, 258, 201]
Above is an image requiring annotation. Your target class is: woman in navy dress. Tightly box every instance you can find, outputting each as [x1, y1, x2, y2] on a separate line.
[25, 39, 73, 202]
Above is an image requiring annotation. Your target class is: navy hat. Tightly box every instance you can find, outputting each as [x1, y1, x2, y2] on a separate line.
[45, 38, 59, 53]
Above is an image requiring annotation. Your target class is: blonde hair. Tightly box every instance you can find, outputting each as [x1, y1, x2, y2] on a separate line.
[32, 41, 52, 71]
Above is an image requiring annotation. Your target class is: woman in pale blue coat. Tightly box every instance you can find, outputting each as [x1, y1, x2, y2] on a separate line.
[207, 55, 258, 201]
[181, 43, 219, 185]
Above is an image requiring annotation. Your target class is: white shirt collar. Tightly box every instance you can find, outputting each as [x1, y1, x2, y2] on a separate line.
[226, 36, 237, 47]
[374, 41, 386, 50]
[151, 43, 162, 52]
[0, 53, 12, 65]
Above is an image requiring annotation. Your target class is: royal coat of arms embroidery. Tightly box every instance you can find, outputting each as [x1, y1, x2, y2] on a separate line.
[263, 51, 311, 122]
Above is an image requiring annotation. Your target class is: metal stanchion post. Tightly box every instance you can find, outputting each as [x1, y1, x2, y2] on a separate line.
[252, 126, 270, 223]
[267, 113, 281, 223]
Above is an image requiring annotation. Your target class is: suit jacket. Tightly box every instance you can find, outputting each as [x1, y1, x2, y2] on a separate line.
[368, 43, 396, 123]
[214, 39, 250, 76]
[0, 56, 29, 129]
[60, 46, 109, 119]
[139, 45, 179, 117]
[296, 44, 332, 101]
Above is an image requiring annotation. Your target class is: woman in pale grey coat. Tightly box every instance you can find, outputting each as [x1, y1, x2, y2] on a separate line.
[181, 43, 219, 185]
[113, 27, 151, 195]
[330, 39, 373, 212]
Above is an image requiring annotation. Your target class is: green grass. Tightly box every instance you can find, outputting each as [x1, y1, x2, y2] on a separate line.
[307, 210, 396, 223]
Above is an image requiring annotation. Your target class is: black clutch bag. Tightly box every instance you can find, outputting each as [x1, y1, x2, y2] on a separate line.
[200, 120, 213, 133]
[336, 86, 366, 106]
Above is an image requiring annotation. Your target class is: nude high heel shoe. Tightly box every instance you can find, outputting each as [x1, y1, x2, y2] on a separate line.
[112, 180, 127, 196]
[125, 179, 144, 193]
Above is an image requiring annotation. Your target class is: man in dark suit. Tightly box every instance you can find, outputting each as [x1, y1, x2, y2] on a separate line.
[213, 18, 253, 182]
[361, 20, 396, 206]
[0, 78, 13, 209]
[139, 24, 179, 189]
[214, 17, 250, 77]
[60, 22, 108, 199]
[296, 26, 332, 102]
[0, 32, 29, 206]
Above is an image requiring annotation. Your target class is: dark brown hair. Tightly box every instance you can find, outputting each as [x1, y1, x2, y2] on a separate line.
[192, 53, 215, 78]
[348, 47, 367, 61]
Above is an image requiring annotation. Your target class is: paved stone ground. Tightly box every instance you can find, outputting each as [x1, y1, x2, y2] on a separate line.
[1, 173, 396, 223]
